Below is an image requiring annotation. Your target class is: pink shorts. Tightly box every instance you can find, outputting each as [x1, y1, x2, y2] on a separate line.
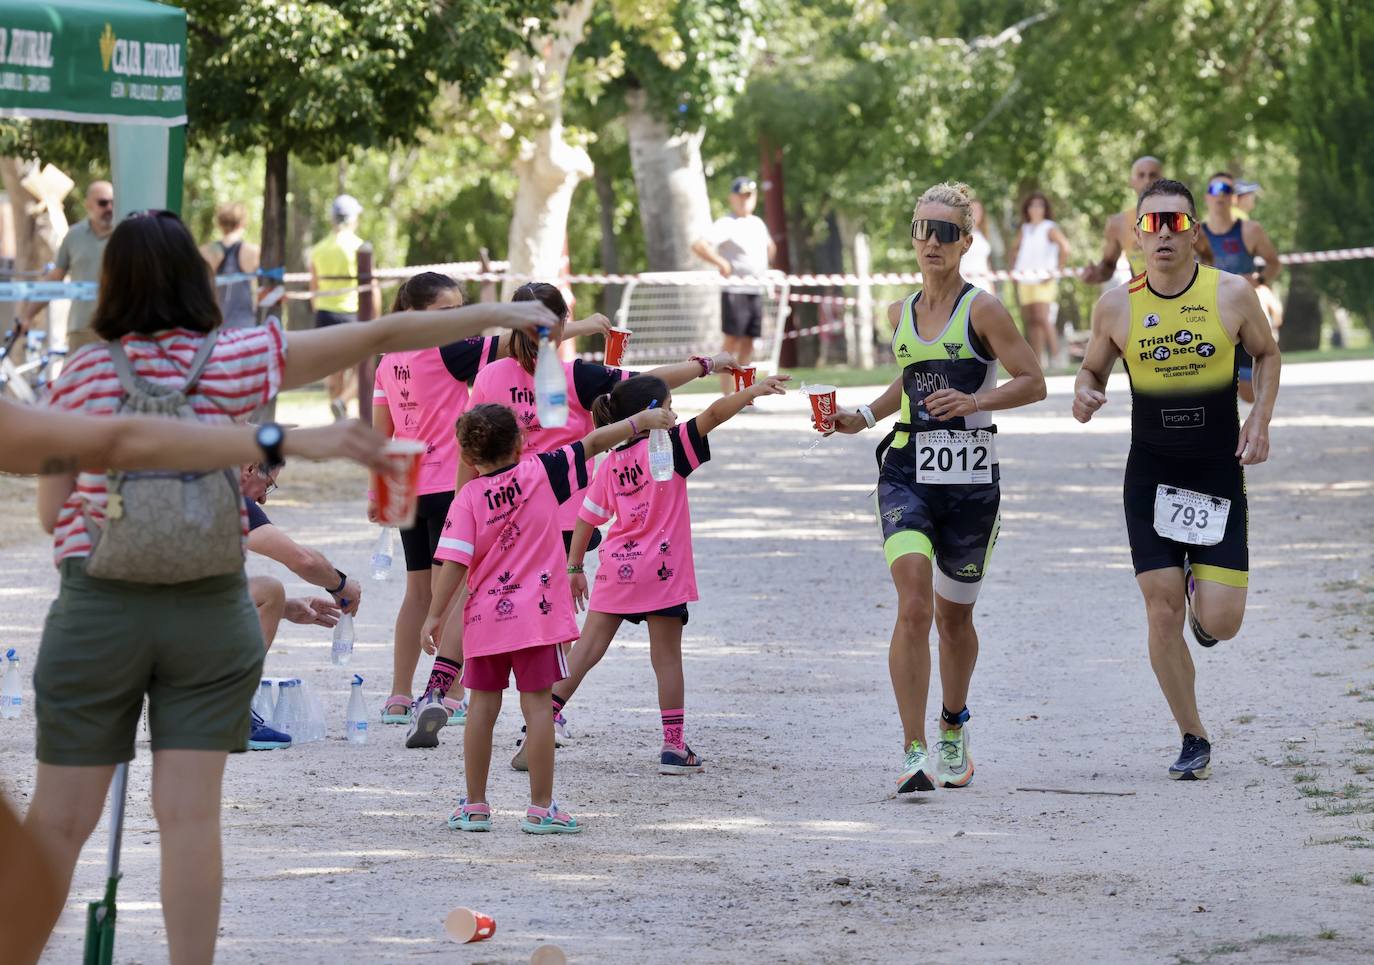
[463, 643, 569, 693]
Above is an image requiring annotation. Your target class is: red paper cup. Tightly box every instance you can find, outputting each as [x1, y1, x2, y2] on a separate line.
[806, 384, 838, 433]
[731, 365, 757, 393]
[370, 439, 426, 528]
[604, 326, 632, 367]
[445, 906, 497, 943]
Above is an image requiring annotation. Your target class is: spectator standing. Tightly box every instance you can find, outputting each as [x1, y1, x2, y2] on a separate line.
[22, 180, 115, 351]
[200, 202, 261, 329]
[692, 177, 776, 393]
[1009, 191, 1071, 367]
[310, 194, 367, 419]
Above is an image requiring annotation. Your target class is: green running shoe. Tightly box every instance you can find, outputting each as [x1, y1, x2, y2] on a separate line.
[935, 727, 975, 788]
[897, 739, 935, 794]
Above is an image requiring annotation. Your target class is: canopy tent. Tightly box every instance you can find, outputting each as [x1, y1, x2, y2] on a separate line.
[0, 0, 187, 216]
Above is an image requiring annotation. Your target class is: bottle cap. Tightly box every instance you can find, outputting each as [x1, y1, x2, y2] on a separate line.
[352, 674, 364, 686]
[5, 648, 14, 660]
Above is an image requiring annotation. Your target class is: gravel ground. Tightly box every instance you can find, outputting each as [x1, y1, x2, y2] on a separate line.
[2, 362, 1373, 964]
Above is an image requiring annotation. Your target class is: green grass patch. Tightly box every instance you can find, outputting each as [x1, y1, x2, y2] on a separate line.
[1294, 772, 1317, 784]
[1318, 927, 1338, 940]
[1350, 873, 1367, 886]
[1311, 799, 1374, 817]
[1305, 834, 1370, 847]
[1235, 714, 1255, 725]
[1299, 785, 1336, 798]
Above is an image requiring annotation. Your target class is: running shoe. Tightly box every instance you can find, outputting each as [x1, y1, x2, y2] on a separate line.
[659, 745, 704, 776]
[1168, 733, 1212, 781]
[405, 692, 448, 749]
[897, 739, 935, 793]
[935, 727, 974, 788]
[1184, 560, 1219, 648]
[554, 711, 573, 747]
[248, 710, 292, 750]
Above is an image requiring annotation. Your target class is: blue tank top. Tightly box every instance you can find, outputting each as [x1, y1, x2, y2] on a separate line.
[1202, 220, 1255, 276]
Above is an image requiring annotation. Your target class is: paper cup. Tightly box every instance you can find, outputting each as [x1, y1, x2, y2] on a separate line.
[604, 326, 632, 367]
[370, 439, 426, 528]
[806, 384, 838, 433]
[530, 946, 568, 965]
[445, 906, 497, 943]
[732, 365, 757, 393]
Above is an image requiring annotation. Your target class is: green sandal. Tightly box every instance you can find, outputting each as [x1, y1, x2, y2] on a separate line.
[447, 799, 491, 832]
[380, 694, 412, 725]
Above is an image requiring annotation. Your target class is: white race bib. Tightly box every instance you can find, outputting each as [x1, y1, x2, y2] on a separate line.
[914, 430, 995, 485]
[1152, 485, 1231, 546]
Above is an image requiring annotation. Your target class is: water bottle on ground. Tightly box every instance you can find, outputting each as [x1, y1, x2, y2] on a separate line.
[346, 675, 368, 744]
[370, 528, 394, 582]
[251, 679, 275, 722]
[272, 679, 295, 736]
[647, 400, 673, 482]
[302, 681, 327, 742]
[534, 328, 569, 429]
[1, 649, 21, 719]
[332, 612, 355, 666]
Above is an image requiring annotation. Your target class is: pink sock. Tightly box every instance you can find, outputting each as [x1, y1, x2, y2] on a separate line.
[661, 708, 685, 752]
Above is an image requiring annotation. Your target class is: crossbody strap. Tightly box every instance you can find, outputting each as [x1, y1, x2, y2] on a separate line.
[106, 329, 222, 400]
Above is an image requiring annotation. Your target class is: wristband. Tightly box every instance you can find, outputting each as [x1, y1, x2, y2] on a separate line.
[690, 354, 713, 377]
[972, 395, 981, 412]
[567, 563, 584, 574]
[628, 417, 639, 435]
[330, 570, 348, 595]
[857, 404, 876, 429]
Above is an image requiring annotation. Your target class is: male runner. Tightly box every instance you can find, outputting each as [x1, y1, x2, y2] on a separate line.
[1083, 156, 1211, 285]
[1074, 179, 1279, 781]
[1202, 172, 1282, 404]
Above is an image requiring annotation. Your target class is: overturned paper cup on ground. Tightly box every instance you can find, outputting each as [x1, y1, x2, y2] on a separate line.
[445, 906, 496, 943]
[530, 946, 568, 965]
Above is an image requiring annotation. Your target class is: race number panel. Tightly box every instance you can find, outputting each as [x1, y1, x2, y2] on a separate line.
[1152, 485, 1231, 546]
[914, 430, 995, 485]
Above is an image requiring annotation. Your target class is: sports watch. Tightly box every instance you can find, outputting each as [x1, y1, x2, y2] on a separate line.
[255, 422, 286, 469]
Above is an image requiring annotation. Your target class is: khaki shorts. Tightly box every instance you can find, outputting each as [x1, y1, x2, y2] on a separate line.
[1016, 280, 1058, 305]
[34, 559, 264, 766]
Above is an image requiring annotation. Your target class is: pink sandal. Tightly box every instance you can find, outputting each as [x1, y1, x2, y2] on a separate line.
[380, 695, 412, 725]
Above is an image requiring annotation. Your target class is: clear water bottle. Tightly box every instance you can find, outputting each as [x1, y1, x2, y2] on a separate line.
[1, 649, 21, 719]
[370, 528, 394, 582]
[647, 399, 673, 482]
[331, 612, 355, 666]
[534, 328, 569, 429]
[346, 674, 368, 744]
[251, 679, 275, 722]
[272, 679, 296, 736]
[300, 680, 326, 743]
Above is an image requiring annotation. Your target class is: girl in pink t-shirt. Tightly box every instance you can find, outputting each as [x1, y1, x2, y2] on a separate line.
[421, 401, 675, 834]
[556, 371, 789, 776]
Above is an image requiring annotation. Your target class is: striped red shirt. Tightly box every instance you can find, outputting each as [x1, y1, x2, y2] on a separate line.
[44, 320, 288, 565]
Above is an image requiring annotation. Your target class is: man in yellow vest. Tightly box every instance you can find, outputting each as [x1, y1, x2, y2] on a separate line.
[310, 195, 367, 419]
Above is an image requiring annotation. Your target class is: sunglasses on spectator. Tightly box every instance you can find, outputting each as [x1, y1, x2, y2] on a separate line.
[1206, 182, 1234, 196]
[93, 199, 113, 208]
[256, 464, 279, 496]
[911, 219, 964, 244]
[1137, 211, 1198, 233]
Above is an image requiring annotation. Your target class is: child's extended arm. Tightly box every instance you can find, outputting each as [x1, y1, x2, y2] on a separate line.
[566, 519, 596, 612]
[580, 405, 677, 459]
[421, 561, 468, 654]
[694, 374, 790, 435]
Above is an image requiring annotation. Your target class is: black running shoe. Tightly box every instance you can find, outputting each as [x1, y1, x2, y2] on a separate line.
[1184, 561, 1219, 648]
[1168, 733, 1212, 781]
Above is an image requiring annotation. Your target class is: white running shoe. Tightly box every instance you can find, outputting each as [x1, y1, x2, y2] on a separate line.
[897, 739, 935, 794]
[935, 727, 975, 788]
[405, 692, 448, 749]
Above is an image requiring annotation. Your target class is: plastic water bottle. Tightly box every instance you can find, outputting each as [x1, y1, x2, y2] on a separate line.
[331, 612, 355, 667]
[1, 649, 20, 719]
[251, 679, 275, 722]
[646, 400, 673, 482]
[272, 679, 297, 736]
[370, 528, 394, 582]
[534, 328, 569, 429]
[300, 680, 326, 743]
[346, 675, 368, 744]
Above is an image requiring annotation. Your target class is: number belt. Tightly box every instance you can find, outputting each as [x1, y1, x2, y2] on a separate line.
[875, 422, 998, 471]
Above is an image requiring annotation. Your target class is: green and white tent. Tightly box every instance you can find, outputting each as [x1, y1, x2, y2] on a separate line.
[0, 0, 187, 215]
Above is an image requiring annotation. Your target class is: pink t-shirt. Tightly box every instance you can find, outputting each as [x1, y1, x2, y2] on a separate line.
[468, 356, 633, 531]
[578, 419, 711, 614]
[434, 443, 590, 658]
[44, 321, 288, 565]
[372, 337, 499, 496]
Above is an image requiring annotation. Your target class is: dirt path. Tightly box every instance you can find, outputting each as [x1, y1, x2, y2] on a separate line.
[3, 363, 1372, 963]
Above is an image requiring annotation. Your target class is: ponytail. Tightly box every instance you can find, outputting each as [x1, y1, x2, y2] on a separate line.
[590, 375, 670, 428]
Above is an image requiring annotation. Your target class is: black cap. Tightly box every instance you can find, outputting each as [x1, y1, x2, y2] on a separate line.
[730, 177, 757, 195]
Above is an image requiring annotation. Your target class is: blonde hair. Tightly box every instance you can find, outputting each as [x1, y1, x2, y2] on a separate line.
[215, 202, 247, 233]
[913, 181, 975, 235]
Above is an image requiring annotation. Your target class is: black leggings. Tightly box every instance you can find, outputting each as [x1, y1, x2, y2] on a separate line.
[398, 491, 455, 571]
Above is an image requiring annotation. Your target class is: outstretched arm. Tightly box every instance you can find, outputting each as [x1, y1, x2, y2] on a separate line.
[643, 353, 737, 391]
[694, 375, 790, 435]
[281, 301, 552, 391]
[581, 406, 678, 459]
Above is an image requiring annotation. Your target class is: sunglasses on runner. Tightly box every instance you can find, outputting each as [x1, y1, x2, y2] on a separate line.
[1206, 181, 1234, 196]
[911, 219, 964, 244]
[1137, 211, 1198, 233]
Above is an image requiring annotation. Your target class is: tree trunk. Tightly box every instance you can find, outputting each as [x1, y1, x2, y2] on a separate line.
[623, 89, 712, 272]
[261, 147, 289, 278]
[502, 0, 596, 299]
[816, 210, 845, 366]
[592, 165, 624, 318]
[1281, 263, 1323, 351]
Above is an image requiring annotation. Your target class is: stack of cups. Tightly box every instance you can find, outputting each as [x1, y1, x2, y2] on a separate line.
[604, 326, 632, 368]
[805, 384, 839, 433]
